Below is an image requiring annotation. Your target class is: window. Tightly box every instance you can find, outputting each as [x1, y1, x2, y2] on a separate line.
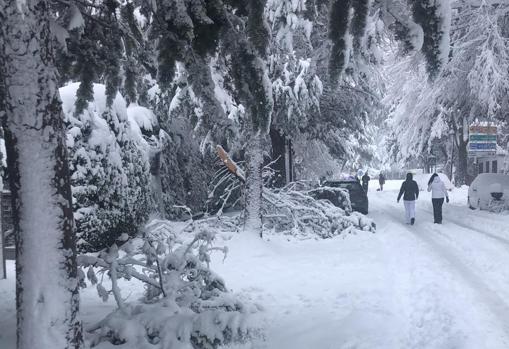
[493, 160, 498, 173]
[486, 161, 490, 173]
[479, 162, 484, 174]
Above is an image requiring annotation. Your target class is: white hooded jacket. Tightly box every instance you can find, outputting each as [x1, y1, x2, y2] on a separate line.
[427, 176, 448, 199]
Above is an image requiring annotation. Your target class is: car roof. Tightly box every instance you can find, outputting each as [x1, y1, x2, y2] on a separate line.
[472, 173, 509, 185]
[324, 179, 358, 183]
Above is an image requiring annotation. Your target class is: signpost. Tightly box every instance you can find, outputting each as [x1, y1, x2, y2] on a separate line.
[0, 192, 4, 279]
[468, 124, 497, 157]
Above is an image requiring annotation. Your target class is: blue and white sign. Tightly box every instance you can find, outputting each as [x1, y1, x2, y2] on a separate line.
[468, 125, 497, 156]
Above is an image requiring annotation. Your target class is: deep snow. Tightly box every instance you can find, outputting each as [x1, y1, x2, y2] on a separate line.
[1, 181, 509, 348]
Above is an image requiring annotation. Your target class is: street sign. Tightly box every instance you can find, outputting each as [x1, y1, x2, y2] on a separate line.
[469, 142, 496, 151]
[469, 134, 497, 142]
[468, 124, 498, 157]
[469, 125, 497, 134]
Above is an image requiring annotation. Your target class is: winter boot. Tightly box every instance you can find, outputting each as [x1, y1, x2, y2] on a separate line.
[411, 218, 415, 225]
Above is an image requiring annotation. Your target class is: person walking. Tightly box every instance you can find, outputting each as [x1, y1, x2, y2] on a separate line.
[397, 173, 419, 225]
[378, 173, 386, 191]
[427, 173, 449, 224]
[362, 172, 371, 192]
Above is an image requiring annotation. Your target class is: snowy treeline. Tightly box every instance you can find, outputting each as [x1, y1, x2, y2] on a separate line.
[385, 0, 509, 184]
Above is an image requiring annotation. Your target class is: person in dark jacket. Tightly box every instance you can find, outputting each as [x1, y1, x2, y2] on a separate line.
[397, 173, 419, 225]
[361, 172, 371, 192]
[378, 173, 386, 191]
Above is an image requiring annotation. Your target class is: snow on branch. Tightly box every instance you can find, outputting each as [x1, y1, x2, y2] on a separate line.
[262, 182, 376, 238]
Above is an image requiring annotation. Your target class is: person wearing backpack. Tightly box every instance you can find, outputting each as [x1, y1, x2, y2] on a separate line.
[397, 173, 419, 225]
[427, 173, 449, 224]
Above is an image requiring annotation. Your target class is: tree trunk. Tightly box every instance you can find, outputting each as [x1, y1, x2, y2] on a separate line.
[455, 136, 468, 186]
[0, 1, 82, 348]
[269, 128, 286, 187]
[245, 132, 264, 235]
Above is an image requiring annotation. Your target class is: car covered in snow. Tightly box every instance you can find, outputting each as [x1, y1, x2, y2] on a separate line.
[468, 173, 509, 210]
[321, 179, 369, 214]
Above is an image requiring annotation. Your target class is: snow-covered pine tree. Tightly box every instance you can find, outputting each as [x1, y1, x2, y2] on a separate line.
[328, 0, 353, 85]
[373, 0, 451, 80]
[409, 0, 451, 79]
[65, 88, 125, 252]
[63, 83, 153, 252]
[266, 0, 323, 185]
[0, 1, 82, 347]
[350, 0, 370, 54]
[221, 0, 274, 233]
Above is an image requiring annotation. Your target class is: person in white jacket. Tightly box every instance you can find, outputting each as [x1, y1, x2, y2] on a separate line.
[427, 174, 449, 224]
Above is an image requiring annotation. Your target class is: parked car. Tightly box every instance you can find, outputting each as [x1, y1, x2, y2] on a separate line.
[468, 173, 509, 210]
[308, 186, 352, 213]
[322, 179, 369, 214]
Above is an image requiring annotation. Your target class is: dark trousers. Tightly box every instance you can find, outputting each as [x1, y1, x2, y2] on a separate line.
[432, 198, 444, 223]
[362, 183, 368, 192]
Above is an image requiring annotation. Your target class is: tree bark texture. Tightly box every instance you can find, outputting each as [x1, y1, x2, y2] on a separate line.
[0, 1, 82, 348]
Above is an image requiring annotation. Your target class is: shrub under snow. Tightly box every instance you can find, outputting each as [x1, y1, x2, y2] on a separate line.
[78, 218, 259, 349]
[61, 83, 154, 252]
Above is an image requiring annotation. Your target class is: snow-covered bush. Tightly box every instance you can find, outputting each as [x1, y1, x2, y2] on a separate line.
[61, 83, 154, 252]
[78, 218, 258, 349]
[262, 183, 375, 238]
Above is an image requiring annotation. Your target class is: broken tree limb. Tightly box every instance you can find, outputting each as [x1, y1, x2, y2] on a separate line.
[216, 145, 246, 182]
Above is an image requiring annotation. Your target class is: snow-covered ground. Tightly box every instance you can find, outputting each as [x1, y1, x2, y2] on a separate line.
[215, 180, 509, 349]
[1, 180, 509, 348]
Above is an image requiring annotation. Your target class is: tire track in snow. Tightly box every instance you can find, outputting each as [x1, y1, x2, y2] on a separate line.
[380, 207, 509, 338]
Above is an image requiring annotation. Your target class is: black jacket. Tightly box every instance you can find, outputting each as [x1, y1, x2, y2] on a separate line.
[398, 180, 419, 201]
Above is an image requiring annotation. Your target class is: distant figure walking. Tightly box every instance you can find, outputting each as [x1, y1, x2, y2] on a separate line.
[362, 172, 371, 192]
[427, 173, 449, 224]
[397, 173, 419, 225]
[379, 173, 386, 191]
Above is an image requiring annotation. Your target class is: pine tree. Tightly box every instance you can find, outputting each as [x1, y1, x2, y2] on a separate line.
[351, 0, 370, 54]
[64, 83, 153, 252]
[328, 0, 352, 85]
[220, 0, 274, 233]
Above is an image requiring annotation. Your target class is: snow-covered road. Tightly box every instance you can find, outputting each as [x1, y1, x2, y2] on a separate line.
[218, 182, 509, 349]
[1, 182, 509, 349]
